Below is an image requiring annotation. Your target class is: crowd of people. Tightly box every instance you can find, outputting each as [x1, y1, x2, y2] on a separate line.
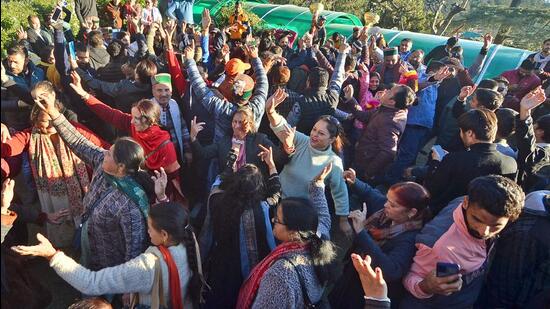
[1, 0, 549, 308]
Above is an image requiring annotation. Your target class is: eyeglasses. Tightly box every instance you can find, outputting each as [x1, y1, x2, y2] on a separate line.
[271, 217, 286, 226]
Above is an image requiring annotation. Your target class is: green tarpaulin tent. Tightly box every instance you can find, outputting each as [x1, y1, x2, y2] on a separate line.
[191, 0, 533, 81]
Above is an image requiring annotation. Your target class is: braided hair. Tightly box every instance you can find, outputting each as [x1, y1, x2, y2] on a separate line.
[279, 198, 337, 285]
[149, 202, 206, 305]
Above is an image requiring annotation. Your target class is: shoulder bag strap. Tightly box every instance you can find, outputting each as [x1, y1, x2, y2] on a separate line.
[144, 139, 171, 161]
[281, 257, 314, 307]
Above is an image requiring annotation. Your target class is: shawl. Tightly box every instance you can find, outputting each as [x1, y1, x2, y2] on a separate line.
[364, 209, 423, 246]
[131, 124, 179, 172]
[533, 52, 550, 72]
[236, 241, 308, 309]
[105, 174, 149, 219]
[158, 245, 183, 309]
[28, 129, 90, 218]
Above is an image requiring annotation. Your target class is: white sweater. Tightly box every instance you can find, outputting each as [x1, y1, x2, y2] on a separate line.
[50, 244, 193, 308]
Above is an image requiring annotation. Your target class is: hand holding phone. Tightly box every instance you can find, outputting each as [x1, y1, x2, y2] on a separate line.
[51, 7, 63, 22]
[419, 262, 462, 296]
[436, 262, 460, 277]
[431, 144, 448, 161]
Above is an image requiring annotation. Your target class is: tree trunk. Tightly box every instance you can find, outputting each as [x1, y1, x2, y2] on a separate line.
[435, 0, 469, 35]
[431, 1, 446, 34]
[494, 0, 522, 44]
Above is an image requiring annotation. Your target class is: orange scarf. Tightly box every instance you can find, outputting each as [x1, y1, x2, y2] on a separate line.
[158, 245, 183, 309]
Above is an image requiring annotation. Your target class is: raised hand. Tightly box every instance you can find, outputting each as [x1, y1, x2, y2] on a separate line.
[165, 19, 177, 38]
[258, 144, 276, 171]
[280, 125, 296, 154]
[458, 85, 476, 101]
[343, 168, 357, 184]
[434, 66, 452, 81]
[190, 116, 205, 142]
[151, 167, 168, 201]
[339, 42, 350, 54]
[483, 33, 493, 49]
[201, 8, 211, 30]
[69, 71, 89, 99]
[313, 162, 333, 185]
[343, 84, 354, 101]
[17, 26, 27, 41]
[266, 88, 288, 115]
[348, 203, 367, 233]
[12, 233, 57, 259]
[244, 43, 259, 59]
[351, 254, 388, 300]
[33, 92, 60, 119]
[520, 86, 546, 120]
[1, 123, 11, 144]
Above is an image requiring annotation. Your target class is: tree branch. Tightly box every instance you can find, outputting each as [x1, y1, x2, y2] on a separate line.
[436, 0, 469, 35]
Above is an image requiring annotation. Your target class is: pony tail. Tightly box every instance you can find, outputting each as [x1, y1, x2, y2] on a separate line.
[299, 232, 337, 285]
[182, 225, 209, 305]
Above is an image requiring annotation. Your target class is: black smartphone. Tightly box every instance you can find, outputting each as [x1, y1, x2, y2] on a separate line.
[436, 262, 460, 277]
[51, 7, 62, 22]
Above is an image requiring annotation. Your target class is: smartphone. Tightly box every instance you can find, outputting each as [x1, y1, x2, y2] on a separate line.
[68, 41, 76, 61]
[431, 144, 448, 160]
[436, 262, 460, 277]
[51, 7, 62, 22]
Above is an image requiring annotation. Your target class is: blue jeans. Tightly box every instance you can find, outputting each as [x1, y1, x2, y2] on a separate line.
[383, 125, 431, 186]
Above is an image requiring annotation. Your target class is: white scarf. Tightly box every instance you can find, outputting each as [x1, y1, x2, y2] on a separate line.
[533, 52, 550, 72]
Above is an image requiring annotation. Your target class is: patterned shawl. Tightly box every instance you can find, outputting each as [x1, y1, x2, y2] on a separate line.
[364, 209, 423, 246]
[28, 129, 90, 218]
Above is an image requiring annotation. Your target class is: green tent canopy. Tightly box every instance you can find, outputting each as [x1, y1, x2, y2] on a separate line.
[192, 0, 533, 81]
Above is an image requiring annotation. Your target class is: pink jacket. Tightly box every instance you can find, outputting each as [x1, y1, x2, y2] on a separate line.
[403, 201, 487, 299]
[355, 69, 380, 129]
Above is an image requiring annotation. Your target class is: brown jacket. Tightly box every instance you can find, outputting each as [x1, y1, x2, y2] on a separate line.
[354, 105, 408, 179]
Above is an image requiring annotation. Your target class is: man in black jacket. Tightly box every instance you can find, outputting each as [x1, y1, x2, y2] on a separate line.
[425, 108, 518, 214]
[515, 86, 549, 191]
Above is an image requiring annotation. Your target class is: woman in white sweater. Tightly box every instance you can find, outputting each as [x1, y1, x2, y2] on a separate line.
[12, 200, 205, 308]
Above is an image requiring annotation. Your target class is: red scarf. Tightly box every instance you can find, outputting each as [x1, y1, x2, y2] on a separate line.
[158, 245, 183, 309]
[131, 125, 178, 171]
[236, 242, 308, 309]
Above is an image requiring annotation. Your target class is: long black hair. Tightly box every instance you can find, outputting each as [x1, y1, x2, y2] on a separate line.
[279, 198, 337, 285]
[219, 164, 265, 239]
[149, 202, 206, 305]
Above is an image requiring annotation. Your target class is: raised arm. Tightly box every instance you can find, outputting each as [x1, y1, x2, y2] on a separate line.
[328, 43, 350, 97]
[32, 95, 105, 168]
[309, 163, 332, 239]
[244, 45, 268, 129]
[69, 71, 132, 132]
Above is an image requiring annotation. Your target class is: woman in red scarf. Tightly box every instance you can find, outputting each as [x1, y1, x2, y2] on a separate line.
[69, 72, 185, 203]
[237, 164, 337, 309]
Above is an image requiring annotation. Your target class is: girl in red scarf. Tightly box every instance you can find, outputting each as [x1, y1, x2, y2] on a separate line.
[70, 72, 186, 203]
[13, 201, 207, 309]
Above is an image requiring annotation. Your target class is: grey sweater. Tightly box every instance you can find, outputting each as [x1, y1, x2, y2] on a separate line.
[251, 183, 331, 308]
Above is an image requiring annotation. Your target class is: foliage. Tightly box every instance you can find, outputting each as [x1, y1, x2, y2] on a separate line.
[452, 3, 550, 50]
[214, 0, 266, 30]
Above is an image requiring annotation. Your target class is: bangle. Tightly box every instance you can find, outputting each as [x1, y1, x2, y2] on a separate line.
[364, 296, 391, 302]
[47, 249, 62, 261]
[157, 195, 169, 203]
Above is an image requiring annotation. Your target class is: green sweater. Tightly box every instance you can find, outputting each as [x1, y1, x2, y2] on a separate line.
[271, 118, 349, 216]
